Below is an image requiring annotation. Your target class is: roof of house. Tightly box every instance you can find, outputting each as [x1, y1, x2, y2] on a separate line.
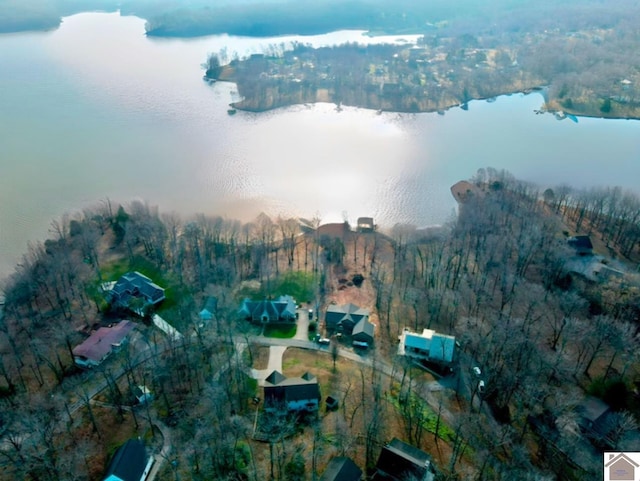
[317, 222, 350, 238]
[320, 457, 362, 481]
[264, 370, 321, 404]
[400, 328, 456, 362]
[104, 439, 148, 481]
[578, 396, 611, 423]
[353, 318, 375, 338]
[111, 272, 165, 305]
[605, 452, 640, 468]
[73, 321, 135, 363]
[326, 304, 369, 330]
[265, 370, 287, 385]
[403, 329, 435, 351]
[240, 295, 296, 321]
[199, 296, 218, 319]
[568, 235, 593, 250]
[357, 217, 374, 230]
[376, 438, 432, 481]
[429, 333, 456, 363]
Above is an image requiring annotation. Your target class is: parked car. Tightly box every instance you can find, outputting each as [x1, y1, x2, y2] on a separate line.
[308, 309, 313, 320]
[472, 366, 482, 377]
[318, 337, 331, 345]
[478, 380, 485, 394]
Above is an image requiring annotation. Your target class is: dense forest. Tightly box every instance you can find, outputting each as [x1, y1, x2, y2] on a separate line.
[0, 169, 639, 480]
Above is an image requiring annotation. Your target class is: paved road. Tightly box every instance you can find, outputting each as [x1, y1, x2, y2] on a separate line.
[242, 335, 458, 426]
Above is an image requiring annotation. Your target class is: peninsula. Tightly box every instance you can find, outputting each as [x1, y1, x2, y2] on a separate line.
[207, 23, 640, 119]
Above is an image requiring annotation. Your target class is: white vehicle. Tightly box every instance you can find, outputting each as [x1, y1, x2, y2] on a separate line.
[318, 337, 331, 345]
[478, 380, 485, 394]
[472, 366, 482, 377]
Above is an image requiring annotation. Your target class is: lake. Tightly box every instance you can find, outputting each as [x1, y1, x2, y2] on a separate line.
[0, 11, 639, 282]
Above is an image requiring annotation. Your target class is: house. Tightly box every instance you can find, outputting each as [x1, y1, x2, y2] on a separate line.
[605, 453, 639, 480]
[352, 318, 375, 345]
[356, 217, 375, 233]
[199, 296, 218, 322]
[263, 370, 321, 413]
[240, 295, 297, 324]
[374, 438, 435, 481]
[73, 321, 136, 368]
[398, 328, 456, 366]
[577, 396, 615, 446]
[109, 272, 165, 309]
[325, 304, 369, 334]
[103, 439, 153, 481]
[320, 457, 362, 481]
[568, 235, 593, 255]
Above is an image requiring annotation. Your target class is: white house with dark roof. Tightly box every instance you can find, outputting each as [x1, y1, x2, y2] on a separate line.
[73, 321, 136, 368]
[398, 328, 456, 366]
[263, 370, 321, 413]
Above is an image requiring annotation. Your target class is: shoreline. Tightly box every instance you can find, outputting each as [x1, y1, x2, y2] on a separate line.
[211, 73, 640, 121]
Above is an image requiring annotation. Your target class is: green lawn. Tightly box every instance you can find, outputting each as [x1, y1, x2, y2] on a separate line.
[263, 324, 297, 339]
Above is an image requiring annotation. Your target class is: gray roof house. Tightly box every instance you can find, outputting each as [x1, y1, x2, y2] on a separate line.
[103, 439, 153, 481]
[109, 272, 165, 309]
[240, 295, 297, 324]
[320, 457, 362, 481]
[577, 396, 616, 446]
[199, 296, 218, 322]
[398, 328, 456, 366]
[325, 304, 369, 334]
[568, 235, 593, 255]
[263, 370, 321, 413]
[374, 438, 435, 481]
[73, 321, 135, 368]
[352, 318, 375, 345]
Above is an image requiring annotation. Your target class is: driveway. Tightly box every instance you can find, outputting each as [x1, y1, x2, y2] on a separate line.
[251, 345, 288, 385]
[294, 307, 311, 341]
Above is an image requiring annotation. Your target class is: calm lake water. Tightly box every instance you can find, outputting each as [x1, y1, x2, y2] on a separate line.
[1, 11, 639, 282]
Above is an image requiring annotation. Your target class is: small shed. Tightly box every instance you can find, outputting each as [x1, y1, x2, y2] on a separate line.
[326, 395, 339, 411]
